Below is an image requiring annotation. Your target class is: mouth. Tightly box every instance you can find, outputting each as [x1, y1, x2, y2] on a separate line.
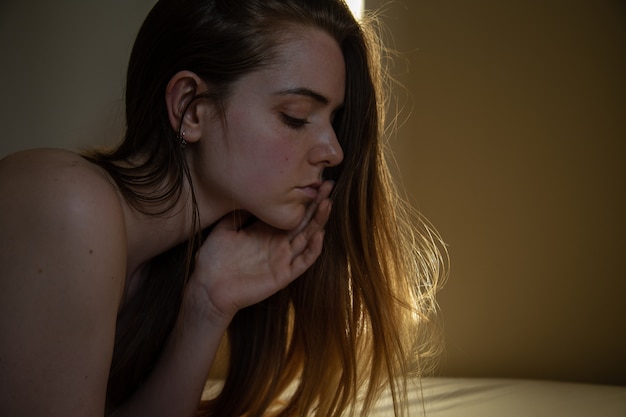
[297, 182, 321, 199]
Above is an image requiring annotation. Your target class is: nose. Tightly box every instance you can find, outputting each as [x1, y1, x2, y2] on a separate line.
[309, 127, 344, 167]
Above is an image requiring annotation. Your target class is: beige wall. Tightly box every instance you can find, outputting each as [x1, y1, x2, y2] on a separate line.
[1, 1, 624, 386]
[0, 0, 156, 156]
[367, 0, 626, 385]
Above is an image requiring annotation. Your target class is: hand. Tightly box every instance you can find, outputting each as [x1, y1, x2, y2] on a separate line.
[188, 181, 334, 327]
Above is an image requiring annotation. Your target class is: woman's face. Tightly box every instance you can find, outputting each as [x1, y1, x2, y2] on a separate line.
[193, 27, 346, 230]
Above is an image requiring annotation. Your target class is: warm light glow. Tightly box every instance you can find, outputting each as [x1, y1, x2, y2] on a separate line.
[346, 0, 364, 20]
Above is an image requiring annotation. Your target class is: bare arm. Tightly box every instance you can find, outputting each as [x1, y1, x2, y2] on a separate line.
[0, 150, 332, 417]
[112, 181, 333, 417]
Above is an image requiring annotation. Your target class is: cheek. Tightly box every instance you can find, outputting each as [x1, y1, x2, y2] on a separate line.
[226, 110, 301, 183]
[249, 147, 295, 183]
[227, 139, 295, 193]
[245, 130, 298, 175]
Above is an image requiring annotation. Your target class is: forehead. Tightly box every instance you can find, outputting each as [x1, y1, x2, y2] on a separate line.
[234, 27, 346, 107]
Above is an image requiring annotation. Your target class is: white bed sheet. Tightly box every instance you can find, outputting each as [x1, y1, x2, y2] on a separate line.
[203, 377, 626, 416]
[371, 377, 626, 417]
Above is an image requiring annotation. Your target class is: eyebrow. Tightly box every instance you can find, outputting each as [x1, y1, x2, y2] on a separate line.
[276, 87, 330, 105]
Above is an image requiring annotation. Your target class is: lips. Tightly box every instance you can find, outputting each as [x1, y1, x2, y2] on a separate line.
[297, 182, 321, 199]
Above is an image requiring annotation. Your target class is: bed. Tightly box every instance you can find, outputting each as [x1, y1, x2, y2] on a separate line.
[203, 377, 626, 416]
[372, 377, 626, 416]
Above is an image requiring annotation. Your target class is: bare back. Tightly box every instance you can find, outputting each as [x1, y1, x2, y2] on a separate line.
[0, 149, 127, 416]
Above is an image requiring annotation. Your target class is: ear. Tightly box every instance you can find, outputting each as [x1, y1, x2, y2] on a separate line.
[165, 71, 208, 144]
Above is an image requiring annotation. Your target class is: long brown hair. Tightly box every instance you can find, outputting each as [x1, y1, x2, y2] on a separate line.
[85, 0, 447, 415]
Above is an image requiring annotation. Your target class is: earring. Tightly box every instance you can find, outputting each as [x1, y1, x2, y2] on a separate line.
[179, 131, 187, 148]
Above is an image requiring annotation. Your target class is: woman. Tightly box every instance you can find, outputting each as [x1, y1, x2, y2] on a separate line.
[0, 0, 446, 416]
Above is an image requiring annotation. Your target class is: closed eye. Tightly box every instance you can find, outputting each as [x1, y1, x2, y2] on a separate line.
[280, 113, 310, 130]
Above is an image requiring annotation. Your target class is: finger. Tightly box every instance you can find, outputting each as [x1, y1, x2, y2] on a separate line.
[290, 229, 325, 277]
[305, 198, 333, 235]
[288, 200, 331, 262]
[288, 207, 315, 240]
[316, 180, 334, 203]
[289, 199, 331, 258]
[289, 181, 334, 239]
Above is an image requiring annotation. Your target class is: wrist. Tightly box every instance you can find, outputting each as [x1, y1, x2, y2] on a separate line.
[181, 279, 234, 331]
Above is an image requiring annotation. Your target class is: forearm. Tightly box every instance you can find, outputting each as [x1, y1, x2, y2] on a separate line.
[112, 284, 230, 417]
[110, 192, 333, 416]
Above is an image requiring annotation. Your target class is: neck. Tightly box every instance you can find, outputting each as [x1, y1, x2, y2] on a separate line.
[121, 195, 193, 277]
[121, 183, 235, 275]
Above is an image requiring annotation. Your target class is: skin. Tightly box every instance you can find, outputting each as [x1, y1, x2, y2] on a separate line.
[0, 27, 345, 417]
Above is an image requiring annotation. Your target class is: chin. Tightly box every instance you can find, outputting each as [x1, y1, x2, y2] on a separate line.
[269, 217, 301, 232]
[261, 207, 306, 231]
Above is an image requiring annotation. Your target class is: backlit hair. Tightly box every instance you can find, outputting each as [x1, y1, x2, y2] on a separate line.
[85, 1, 448, 415]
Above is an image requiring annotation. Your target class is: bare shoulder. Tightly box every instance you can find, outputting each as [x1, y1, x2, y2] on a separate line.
[0, 148, 127, 416]
[0, 148, 127, 277]
[0, 148, 119, 204]
[0, 148, 125, 240]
